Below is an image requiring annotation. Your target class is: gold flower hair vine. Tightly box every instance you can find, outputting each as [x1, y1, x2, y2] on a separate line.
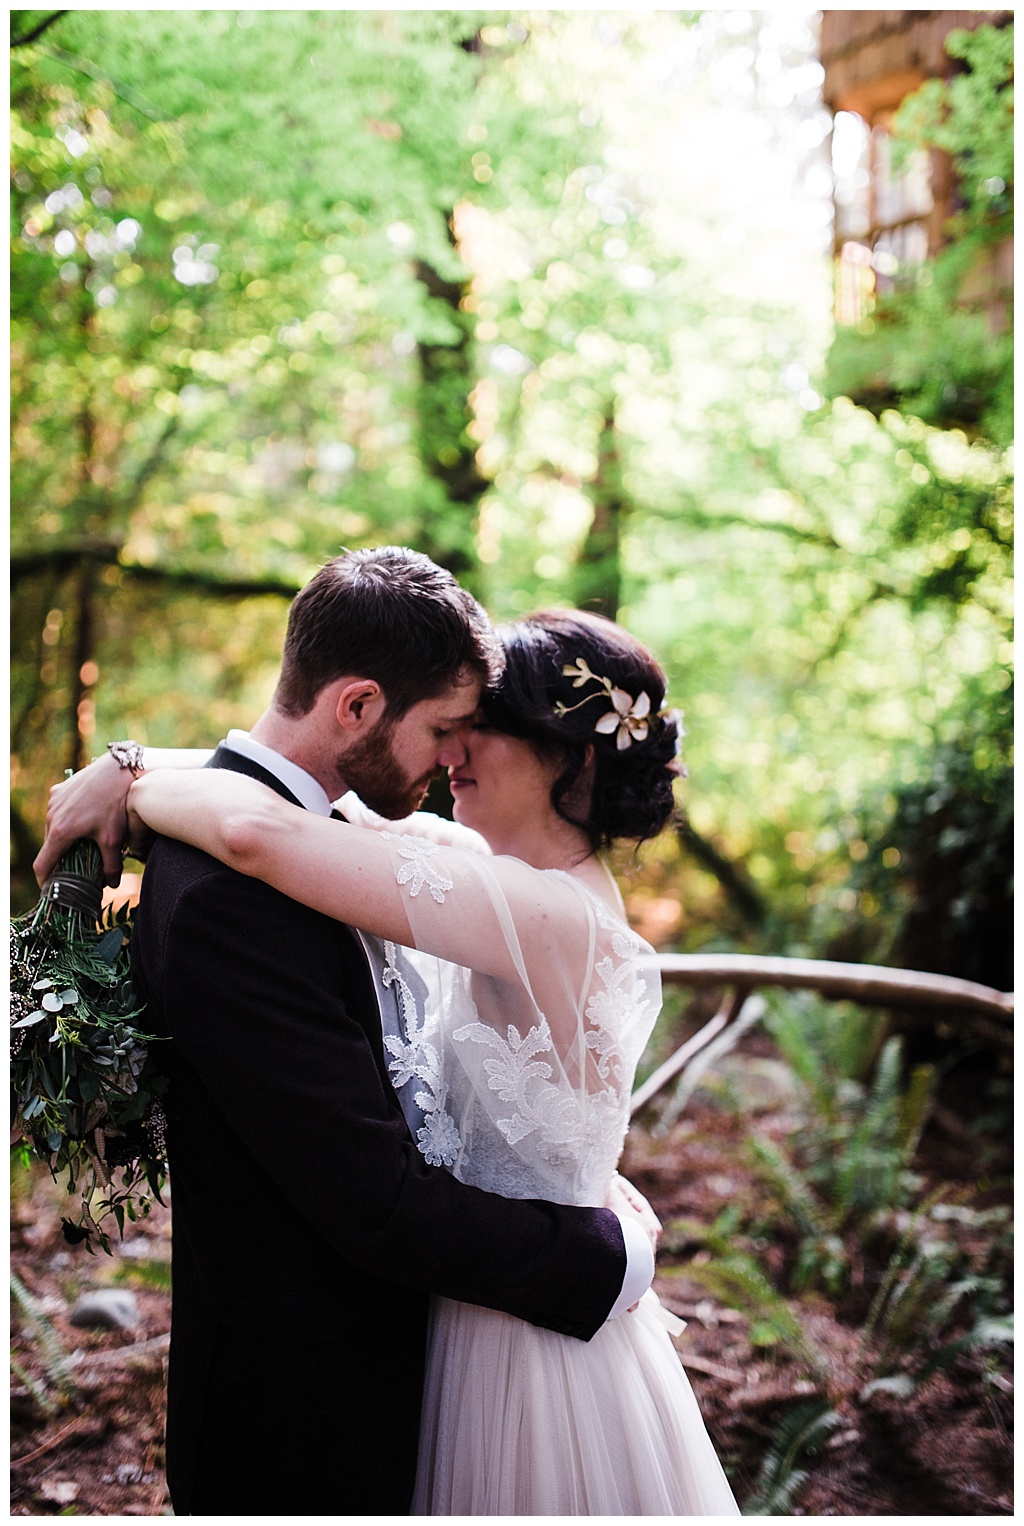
[553, 656, 652, 750]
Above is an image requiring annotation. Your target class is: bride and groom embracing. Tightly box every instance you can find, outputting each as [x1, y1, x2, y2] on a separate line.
[39, 546, 738, 1516]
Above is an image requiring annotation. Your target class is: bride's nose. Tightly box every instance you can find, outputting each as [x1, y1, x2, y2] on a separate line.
[438, 729, 469, 769]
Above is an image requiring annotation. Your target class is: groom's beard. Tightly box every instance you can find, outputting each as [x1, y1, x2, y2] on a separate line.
[340, 717, 436, 820]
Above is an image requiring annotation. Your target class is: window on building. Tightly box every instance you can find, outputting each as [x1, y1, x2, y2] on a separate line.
[831, 109, 934, 324]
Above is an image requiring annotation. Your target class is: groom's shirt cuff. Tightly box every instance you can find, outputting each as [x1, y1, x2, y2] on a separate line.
[606, 1211, 655, 1319]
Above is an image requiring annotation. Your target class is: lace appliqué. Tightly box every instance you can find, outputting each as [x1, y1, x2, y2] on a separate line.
[452, 1018, 582, 1158]
[381, 940, 461, 1168]
[585, 933, 653, 1086]
[581, 892, 654, 1088]
[453, 894, 654, 1197]
[383, 832, 453, 903]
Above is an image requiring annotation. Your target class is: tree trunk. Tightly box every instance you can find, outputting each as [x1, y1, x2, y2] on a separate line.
[677, 815, 767, 928]
[67, 558, 96, 773]
[413, 244, 488, 594]
[573, 410, 625, 618]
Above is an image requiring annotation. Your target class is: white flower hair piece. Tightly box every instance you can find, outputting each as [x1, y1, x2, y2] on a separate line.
[595, 687, 651, 749]
[553, 657, 652, 749]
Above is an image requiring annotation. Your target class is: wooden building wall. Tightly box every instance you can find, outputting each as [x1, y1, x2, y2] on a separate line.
[820, 11, 1011, 125]
[821, 10, 1012, 328]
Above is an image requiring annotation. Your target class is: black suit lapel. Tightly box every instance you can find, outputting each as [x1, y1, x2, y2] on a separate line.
[207, 748, 385, 1052]
[206, 744, 305, 809]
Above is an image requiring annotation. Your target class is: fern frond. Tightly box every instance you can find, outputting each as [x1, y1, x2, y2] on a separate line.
[747, 1132, 826, 1239]
[763, 996, 835, 1123]
[9, 1270, 77, 1400]
[743, 1400, 841, 1515]
[896, 1062, 937, 1158]
[872, 1247, 953, 1356]
[833, 1037, 905, 1218]
[680, 1253, 825, 1372]
[860, 1185, 951, 1346]
[10, 1352, 59, 1416]
[919, 1311, 1013, 1379]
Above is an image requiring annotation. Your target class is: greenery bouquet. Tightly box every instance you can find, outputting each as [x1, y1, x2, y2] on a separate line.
[10, 839, 167, 1253]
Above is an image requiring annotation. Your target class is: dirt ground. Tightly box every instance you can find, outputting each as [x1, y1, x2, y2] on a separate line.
[11, 1176, 174, 1517]
[11, 1032, 1013, 1517]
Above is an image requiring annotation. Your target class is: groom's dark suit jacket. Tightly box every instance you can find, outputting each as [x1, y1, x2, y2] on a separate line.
[132, 746, 628, 1516]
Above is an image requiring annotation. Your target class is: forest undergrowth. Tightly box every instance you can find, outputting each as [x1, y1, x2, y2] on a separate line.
[10, 1016, 1013, 1517]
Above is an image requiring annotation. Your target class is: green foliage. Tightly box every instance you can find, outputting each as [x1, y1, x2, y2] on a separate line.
[850, 681, 1012, 989]
[10, 1269, 78, 1410]
[742, 1400, 841, 1516]
[765, 993, 886, 1115]
[662, 1208, 825, 1372]
[895, 25, 1014, 219]
[10, 11, 1013, 997]
[112, 1256, 172, 1292]
[858, 1196, 1012, 1392]
[826, 23, 1014, 444]
[11, 838, 167, 1252]
[724, 990, 1011, 1411]
[750, 996, 938, 1293]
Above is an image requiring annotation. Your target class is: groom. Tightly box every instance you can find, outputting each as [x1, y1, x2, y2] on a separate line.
[41, 547, 654, 1516]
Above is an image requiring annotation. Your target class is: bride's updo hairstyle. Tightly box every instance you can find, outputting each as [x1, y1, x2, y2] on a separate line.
[482, 609, 682, 850]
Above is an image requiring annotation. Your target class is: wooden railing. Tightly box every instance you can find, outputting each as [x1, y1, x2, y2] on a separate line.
[631, 954, 1013, 1116]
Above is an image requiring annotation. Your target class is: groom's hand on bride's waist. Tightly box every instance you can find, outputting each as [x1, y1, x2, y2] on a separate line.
[604, 1171, 662, 1318]
[606, 1171, 661, 1254]
[605, 1173, 660, 1317]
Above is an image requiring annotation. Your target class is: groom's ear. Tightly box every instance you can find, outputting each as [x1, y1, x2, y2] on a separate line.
[334, 678, 386, 733]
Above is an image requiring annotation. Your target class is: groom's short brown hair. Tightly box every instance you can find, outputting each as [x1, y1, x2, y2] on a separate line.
[274, 546, 501, 718]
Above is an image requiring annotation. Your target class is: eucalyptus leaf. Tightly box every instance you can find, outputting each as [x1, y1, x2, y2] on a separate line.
[57, 988, 80, 1005]
[32, 978, 54, 991]
[11, 1010, 47, 1029]
[42, 992, 64, 1012]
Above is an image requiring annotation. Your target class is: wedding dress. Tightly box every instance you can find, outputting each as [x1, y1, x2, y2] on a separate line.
[370, 823, 740, 1516]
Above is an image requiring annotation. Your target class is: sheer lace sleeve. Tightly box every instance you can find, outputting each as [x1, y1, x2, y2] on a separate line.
[379, 837, 660, 1207]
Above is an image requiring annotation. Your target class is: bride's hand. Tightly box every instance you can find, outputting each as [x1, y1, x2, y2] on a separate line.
[33, 753, 135, 888]
[606, 1171, 661, 1256]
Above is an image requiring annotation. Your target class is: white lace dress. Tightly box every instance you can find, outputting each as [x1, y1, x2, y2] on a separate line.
[372, 826, 740, 1517]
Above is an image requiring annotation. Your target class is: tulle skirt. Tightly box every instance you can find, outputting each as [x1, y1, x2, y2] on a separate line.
[411, 1290, 741, 1516]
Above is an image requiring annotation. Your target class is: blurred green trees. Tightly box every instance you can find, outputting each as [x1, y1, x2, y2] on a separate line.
[819, 23, 1013, 990]
[10, 11, 1012, 992]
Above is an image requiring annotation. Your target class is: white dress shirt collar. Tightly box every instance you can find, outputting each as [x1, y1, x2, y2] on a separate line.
[223, 730, 333, 817]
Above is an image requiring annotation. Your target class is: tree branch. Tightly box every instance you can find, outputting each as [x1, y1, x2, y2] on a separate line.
[11, 543, 302, 600]
[676, 814, 766, 927]
[37, 43, 165, 121]
[118, 415, 180, 517]
[672, 505, 841, 549]
[530, 462, 841, 550]
[125, 563, 301, 599]
[654, 951, 1013, 1021]
[12, 539, 122, 585]
[10, 11, 67, 48]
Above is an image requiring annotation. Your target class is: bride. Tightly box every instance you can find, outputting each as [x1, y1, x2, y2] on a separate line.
[43, 608, 738, 1516]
